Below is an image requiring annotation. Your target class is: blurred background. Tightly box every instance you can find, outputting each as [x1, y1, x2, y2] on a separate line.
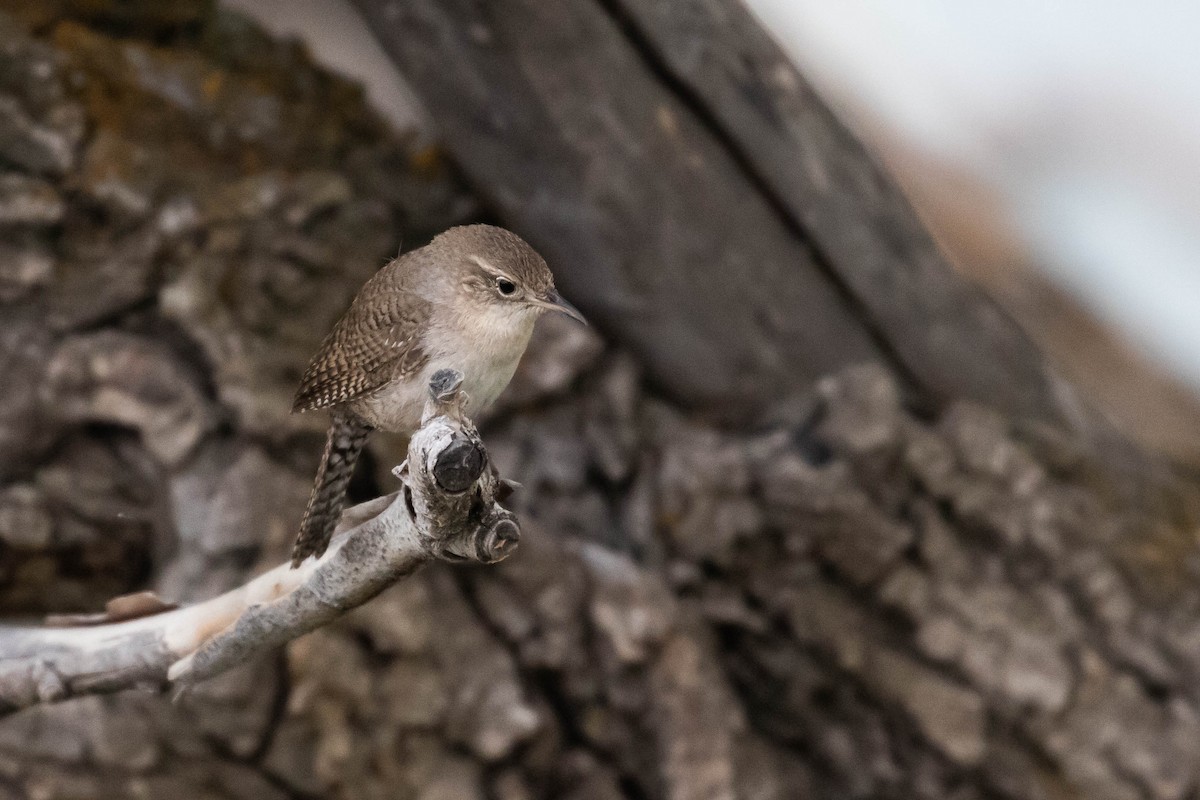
[747, 0, 1200, 464]
[4, 3, 1200, 798]
[227, 0, 1200, 465]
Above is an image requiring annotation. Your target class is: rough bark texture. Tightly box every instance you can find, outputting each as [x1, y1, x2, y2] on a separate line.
[2, 3, 1199, 800]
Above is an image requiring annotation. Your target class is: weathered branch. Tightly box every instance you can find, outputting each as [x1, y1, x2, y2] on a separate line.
[0, 369, 519, 716]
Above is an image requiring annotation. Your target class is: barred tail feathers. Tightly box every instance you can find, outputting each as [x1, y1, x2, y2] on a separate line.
[291, 414, 372, 567]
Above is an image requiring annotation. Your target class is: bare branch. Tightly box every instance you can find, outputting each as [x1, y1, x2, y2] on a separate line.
[0, 369, 519, 717]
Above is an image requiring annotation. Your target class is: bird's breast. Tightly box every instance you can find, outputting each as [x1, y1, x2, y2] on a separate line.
[351, 319, 532, 432]
[439, 325, 529, 411]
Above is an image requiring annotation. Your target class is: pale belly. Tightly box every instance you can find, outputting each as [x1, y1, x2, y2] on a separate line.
[350, 349, 523, 433]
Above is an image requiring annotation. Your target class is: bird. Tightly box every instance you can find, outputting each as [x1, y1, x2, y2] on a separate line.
[289, 224, 586, 567]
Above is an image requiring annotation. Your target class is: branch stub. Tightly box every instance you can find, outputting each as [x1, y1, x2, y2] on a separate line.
[433, 435, 486, 492]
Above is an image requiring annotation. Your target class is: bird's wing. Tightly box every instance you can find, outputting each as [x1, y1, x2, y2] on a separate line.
[292, 264, 433, 413]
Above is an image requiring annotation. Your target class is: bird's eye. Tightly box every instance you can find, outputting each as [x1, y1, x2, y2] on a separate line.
[496, 277, 517, 296]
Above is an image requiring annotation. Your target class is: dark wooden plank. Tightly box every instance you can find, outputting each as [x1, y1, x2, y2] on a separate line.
[353, 0, 1064, 428]
[609, 0, 1065, 422]
[353, 0, 886, 424]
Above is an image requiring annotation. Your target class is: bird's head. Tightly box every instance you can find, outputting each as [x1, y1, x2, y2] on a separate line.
[432, 224, 586, 327]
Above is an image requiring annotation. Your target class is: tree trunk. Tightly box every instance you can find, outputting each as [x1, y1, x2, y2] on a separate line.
[1, 2, 1198, 800]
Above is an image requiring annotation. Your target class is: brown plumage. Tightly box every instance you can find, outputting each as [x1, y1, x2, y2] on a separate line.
[290, 413, 372, 565]
[289, 224, 585, 567]
[292, 263, 433, 414]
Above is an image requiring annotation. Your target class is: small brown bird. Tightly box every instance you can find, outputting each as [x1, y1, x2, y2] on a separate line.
[290, 224, 585, 566]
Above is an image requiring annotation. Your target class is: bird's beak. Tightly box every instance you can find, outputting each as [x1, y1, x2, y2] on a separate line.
[535, 290, 588, 325]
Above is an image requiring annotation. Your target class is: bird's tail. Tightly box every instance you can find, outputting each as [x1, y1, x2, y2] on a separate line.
[291, 413, 373, 567]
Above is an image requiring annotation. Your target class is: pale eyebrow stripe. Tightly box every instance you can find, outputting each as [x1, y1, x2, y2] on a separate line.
[468, 255, 503, 275]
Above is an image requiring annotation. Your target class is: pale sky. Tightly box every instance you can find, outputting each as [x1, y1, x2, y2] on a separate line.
[745, 0, 1200, 393]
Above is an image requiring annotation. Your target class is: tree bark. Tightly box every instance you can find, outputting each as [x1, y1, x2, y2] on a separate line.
[1, 3, 1198, 800]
